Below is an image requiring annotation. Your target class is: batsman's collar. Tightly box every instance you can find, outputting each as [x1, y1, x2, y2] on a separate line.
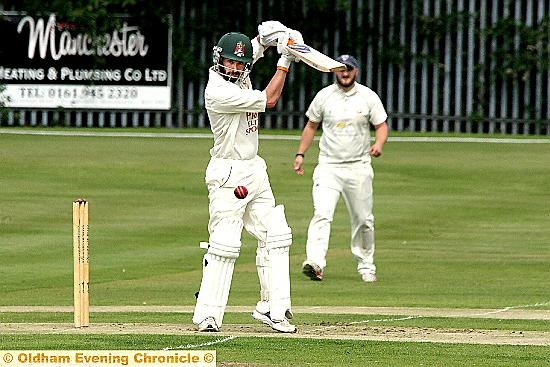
[335, 54, 359, 70]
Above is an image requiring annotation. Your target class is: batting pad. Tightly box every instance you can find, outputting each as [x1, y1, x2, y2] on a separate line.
[192, 217, 243, 327]
[266, 205, 292, 321]
[192, 253, 235, 327]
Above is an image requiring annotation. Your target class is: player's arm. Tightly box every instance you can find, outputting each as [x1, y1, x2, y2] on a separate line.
[258, 21, 303, 108]
[264, 68, 288, 108]
[252, 31, 288, 108]
[263, 40, 302, 108]
[369, 121, 389, 157]
[293, 120, 320, 175]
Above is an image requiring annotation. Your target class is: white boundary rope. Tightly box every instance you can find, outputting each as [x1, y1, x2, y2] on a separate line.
[1, 128, 549, 143]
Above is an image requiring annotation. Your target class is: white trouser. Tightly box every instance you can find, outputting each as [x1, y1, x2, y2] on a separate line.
[206, 156, 275, 234]
[305, 162, 376, 274]
[195, 155, 291, 324]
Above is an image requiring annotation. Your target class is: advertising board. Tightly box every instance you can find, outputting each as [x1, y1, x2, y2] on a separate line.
[0, 13, 172, 110]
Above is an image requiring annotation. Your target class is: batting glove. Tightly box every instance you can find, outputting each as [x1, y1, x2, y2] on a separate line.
[258, 20, 288, 47]
[288, 29, 304, 45]
[277, 53, 293, 70]
[276, 29, 303, 64]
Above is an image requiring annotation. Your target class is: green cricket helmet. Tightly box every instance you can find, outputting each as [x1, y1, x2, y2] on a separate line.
[213, 32, 253, 83]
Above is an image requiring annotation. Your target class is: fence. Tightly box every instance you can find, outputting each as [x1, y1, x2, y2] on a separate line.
[1, 0, 550, 135]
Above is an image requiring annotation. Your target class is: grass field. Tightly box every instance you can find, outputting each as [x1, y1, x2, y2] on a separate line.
[0, 128, 549, 366]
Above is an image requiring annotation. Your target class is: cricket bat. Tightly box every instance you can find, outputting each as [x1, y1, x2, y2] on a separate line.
[284, 41, 347, 73]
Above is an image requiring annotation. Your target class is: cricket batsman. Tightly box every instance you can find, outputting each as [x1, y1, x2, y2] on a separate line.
[192, 21, 302, 333]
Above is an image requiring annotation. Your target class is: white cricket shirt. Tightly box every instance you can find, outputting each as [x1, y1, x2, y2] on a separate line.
[306, 83, 388, 164]
[205, 70, 267, 159]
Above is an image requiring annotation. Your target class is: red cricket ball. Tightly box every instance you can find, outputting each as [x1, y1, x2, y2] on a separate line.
[234, 185, 248, 199]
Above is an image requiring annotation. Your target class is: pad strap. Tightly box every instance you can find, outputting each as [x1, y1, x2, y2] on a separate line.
[266, 205, 292, 250]
[208, 217, 243, 259]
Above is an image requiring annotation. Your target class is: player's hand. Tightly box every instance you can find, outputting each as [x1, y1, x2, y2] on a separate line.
[258, 21, 287, 47]
[293, 156, 304, 175]
[288, 29, 304, 45]
[277, 31, 302, 65]
[277, 40, 298, 65]
[369, 144, 383, 157]
[276, 31, 290, 54]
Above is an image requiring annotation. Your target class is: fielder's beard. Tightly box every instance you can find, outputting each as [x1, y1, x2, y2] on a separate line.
[336, 73, 356, 89]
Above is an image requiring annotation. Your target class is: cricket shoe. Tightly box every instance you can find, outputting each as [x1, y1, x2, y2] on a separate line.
[360, 272, 378, 283]
[252, 309, 297, 333]
[197, 316, 219, 332]
[302, 260, 323, 281]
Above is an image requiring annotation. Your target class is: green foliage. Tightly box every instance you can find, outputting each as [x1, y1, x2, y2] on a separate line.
[0, 84, 10, 118]
[417, 10, 471, 42]
[0, 83, 7, 106]
[2, 0, 175, 16]
[415, 7, 550, 82]
[483, 17, 550, 81]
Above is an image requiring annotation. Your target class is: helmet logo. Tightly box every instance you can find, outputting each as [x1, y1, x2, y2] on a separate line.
[234, 41, 245, 57]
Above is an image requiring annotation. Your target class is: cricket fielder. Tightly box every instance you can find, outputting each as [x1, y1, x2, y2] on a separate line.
[192, 22, 302, 333]
[293, 55, 389, 283]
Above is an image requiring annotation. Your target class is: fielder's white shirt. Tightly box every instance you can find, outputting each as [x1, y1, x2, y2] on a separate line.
[205, 38, 268, 160]
[306, 83, 388, 164]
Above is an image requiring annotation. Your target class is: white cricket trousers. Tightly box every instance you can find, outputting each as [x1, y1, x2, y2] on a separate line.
[305, 161, 376, 274]
[206, 155, 275, 244]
